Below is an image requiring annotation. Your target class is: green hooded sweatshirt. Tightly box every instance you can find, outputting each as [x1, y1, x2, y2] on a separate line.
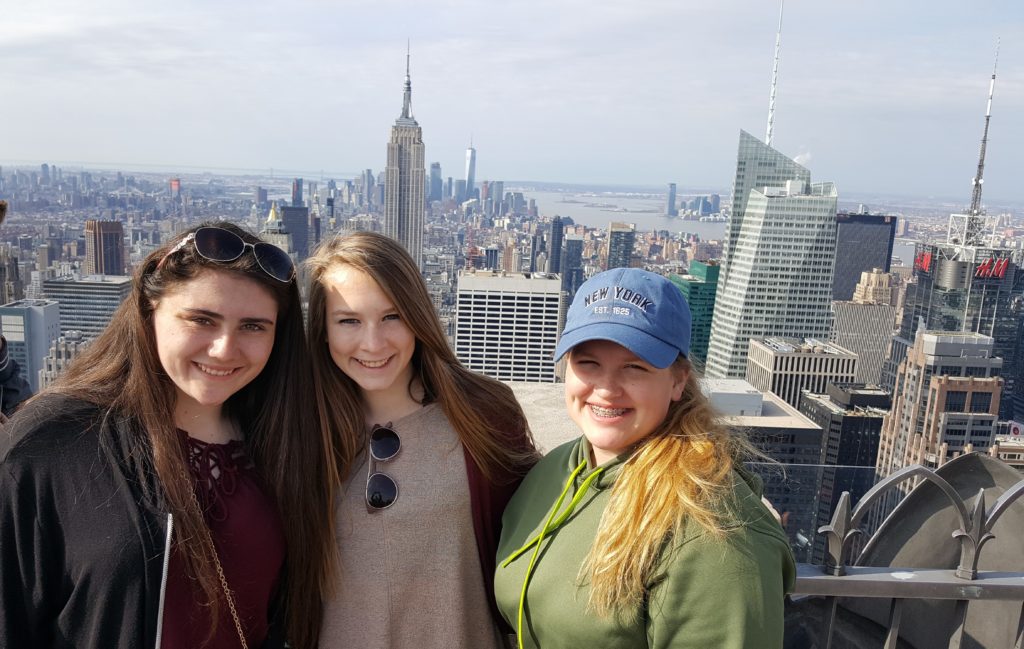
[495, 437, 795, 649]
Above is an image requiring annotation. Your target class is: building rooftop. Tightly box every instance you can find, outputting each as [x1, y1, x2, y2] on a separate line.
[1, 299, 59, 308]
[801, 390, 889, 418]
[509, 379, 818, 452]
[728, 390, 819, 430]
[756, 337, 854, 356]
[458, 270, 561, 282]
[673, 274, 706, 283]
[701, 378, 763, 397]
[838, 384, 889, 397]
[507, 382, 582, 453]
[921, 331, 994, 344]
[44, 274, 132, 285]
[994, 435, 1024, 449]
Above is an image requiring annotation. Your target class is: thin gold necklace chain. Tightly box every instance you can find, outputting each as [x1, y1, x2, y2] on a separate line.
[181, 465, 250, 649]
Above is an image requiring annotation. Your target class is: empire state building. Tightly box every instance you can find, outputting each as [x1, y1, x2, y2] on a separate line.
[383, 53, 426, 269]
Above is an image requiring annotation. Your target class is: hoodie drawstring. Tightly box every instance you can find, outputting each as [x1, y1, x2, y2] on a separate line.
[500, 460, 605, 649]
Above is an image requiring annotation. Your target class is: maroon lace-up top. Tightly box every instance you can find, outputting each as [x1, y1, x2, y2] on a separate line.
[160, 431, 286, 648]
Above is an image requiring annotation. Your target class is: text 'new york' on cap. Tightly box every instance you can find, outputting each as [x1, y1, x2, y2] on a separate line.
[554, 268, 692, 369]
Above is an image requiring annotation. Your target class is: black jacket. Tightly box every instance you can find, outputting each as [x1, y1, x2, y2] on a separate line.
[0, 394, 285, 649]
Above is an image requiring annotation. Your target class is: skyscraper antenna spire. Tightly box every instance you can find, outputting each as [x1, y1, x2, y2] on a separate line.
[969, 38, 999, 217]
[401, 41, 413, 119]
[765, 0, 784, 147]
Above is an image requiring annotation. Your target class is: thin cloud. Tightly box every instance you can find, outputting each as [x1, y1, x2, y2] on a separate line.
[3, 0, 1024, 199]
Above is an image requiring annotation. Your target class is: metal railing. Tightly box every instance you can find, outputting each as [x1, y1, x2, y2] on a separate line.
[790, 463, 1024, 649]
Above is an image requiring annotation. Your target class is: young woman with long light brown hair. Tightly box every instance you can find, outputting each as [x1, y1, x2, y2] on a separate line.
[305, 231, 538, 648]
[0, 222, 336, 648]
[495, 268, 794, 649]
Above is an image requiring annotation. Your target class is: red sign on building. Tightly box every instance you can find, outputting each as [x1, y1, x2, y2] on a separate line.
[914, 251, 932, 272]
[975, 257, 1009, 279]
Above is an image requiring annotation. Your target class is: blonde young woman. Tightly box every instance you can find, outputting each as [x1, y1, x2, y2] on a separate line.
[495, 268, 795, 649]
[306, 231, 538, 648]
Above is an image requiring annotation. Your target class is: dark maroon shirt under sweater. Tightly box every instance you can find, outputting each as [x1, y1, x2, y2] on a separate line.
[160, 433, 286, 648]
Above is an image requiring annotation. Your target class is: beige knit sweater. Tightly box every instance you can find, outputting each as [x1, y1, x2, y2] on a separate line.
[320, 403, 504, 649]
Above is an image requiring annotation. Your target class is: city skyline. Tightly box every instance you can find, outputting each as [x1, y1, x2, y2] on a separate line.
[4, 1, 1024, 202]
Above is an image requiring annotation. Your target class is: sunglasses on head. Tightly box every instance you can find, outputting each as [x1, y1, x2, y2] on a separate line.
[366, 424, 401, 511]
[157, 226, 295, 283]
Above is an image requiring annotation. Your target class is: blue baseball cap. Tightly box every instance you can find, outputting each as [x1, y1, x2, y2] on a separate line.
[554, 268, 691, 369]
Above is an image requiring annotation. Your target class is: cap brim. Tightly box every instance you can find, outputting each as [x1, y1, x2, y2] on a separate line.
[554, 322, 681, 369]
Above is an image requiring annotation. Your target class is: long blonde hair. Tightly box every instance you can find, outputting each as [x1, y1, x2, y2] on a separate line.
[581, 356, 754, 618]
[305, 231, 539, 487]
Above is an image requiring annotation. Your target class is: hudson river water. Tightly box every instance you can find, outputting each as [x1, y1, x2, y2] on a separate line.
[525, 189, 918, 269]
[527, 190, 728, 240]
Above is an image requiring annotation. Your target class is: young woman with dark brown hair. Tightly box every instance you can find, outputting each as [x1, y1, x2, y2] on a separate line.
[0, 222, 336, 648]
[305, 231, 538, 648]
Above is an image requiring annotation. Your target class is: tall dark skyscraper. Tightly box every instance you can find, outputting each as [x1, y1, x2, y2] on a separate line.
[547, 216, 563, 273]
[832, 212, 897, 300]
[666, 183, 678, 217]
[484, 246, 499, 270]
[429, 162, 443, 202]
[362, 169, 375, 208]
[383, 51, 426, 269]
[279, 206, 310, 260]
[605, 222, 636, 271]
[254, 186, 268, 207]
[291, 178, 303, 207]
[799, 383, 889, 563]
[492, 181, 505, 215]
[529, 234, 543, 273]
[560, 235, 584, 300]
[83, 220, 125, 276]
[309, 192, 322, 252]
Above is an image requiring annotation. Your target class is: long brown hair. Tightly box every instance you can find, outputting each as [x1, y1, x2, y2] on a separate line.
[306, 231, 538, 488]
[49, 222, 335, 648]
[581, 356, 757, 618]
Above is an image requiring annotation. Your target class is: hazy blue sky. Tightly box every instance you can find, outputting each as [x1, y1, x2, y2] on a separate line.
[4, 0, 1024, 202]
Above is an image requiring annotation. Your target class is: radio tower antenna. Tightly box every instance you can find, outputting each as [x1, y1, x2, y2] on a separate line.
[969, 38, 999, 217]
[946, 39, 1001, 251]
[765, 0, 785, 147]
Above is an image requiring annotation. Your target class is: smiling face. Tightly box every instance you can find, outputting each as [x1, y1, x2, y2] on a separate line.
[151, 270, 278, 427]
[565, 339, 688, 466]
[322, 264, 417, 411]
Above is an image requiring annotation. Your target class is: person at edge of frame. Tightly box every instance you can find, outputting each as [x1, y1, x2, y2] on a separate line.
[0, 222, 337, 648]
[0, 200, 32, 421]
[496, 267, 795, 649]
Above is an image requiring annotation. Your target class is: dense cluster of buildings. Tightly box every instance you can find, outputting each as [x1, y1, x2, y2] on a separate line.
[2, 54, 1024, 563]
